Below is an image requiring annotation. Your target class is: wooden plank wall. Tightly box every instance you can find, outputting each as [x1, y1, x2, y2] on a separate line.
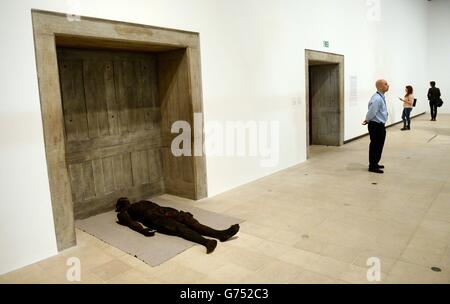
[309, 64, 340, 146]
[157, 50, 196, 198]
[57, 48, 164, 219]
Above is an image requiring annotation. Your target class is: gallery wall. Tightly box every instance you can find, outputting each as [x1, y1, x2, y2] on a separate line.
[0, 0, 438, 274]
[427, 0, 450, 113]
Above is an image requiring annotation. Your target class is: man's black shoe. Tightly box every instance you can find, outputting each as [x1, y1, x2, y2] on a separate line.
[369, 168, 384, 174]
[376, 164, 384, 169]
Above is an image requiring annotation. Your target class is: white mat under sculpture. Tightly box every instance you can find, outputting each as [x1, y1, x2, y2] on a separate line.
[75, 197, 243, 266]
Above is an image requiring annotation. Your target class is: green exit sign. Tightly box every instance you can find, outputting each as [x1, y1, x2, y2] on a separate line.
[323, 41, 330, 48]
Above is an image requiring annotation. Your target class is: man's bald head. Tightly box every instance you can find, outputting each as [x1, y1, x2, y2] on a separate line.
[376, 79, 389, 93]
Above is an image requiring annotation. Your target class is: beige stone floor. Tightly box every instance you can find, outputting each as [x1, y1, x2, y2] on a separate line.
[2, 114, 450, 284]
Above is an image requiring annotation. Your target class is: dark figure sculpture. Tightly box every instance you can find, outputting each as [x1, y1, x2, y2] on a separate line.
[115, 197, 240, 254]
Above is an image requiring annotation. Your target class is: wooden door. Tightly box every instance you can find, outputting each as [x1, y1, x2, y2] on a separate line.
[309, 64, 340, 146]
[57, 48, 163, 218]
[157, 50, 195, 198]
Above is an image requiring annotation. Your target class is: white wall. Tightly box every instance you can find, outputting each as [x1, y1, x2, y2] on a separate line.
[0, 0, 434, 274]
[428, 0, 450, 114]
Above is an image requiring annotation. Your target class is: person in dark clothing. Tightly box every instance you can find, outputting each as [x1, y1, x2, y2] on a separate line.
[115, 197, 240, 254]
[363, 79, 390, 174]
[428, 81, 441, 121]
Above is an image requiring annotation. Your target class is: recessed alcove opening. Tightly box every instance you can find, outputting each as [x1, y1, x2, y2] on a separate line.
[32, 10, 207, 251]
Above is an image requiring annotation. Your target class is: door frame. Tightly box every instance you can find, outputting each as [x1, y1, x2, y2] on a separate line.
[32, 10, 207, 251]
[305, 49, 345, 158]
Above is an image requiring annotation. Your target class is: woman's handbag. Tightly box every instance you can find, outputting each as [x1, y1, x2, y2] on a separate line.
[436, 98, 444, 107]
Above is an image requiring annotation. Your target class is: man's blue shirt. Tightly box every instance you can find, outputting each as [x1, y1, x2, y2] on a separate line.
[366, 92, 388, 124]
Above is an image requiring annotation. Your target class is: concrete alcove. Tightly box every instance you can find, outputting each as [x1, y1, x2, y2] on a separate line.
[305, 49, 345, 157]
[32, 10, 207, 251]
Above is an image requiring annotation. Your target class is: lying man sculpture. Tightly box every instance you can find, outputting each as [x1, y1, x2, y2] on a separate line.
[115, 197, 240, 254]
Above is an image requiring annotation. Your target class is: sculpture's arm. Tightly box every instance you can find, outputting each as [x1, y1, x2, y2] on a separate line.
[117, 211, 155, 237]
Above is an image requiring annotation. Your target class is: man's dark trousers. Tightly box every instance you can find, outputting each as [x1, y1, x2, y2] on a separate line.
[368, 121, 386, 169]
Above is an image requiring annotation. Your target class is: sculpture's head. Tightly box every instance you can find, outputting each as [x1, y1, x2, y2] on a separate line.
[115, 197, 131, 212]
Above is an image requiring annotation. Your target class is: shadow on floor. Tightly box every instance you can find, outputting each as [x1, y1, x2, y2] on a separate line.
[346, 163, 368, 171]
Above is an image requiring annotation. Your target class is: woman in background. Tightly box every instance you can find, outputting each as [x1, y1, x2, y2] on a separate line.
[399, 85, 414, 131]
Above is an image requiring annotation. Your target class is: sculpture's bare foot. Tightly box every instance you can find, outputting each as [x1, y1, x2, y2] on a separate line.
[219, 224, 240, 242]
[206, 239, 217, 254]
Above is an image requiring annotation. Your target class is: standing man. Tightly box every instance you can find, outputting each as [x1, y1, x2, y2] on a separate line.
[428, 81, 441, 121]
[363, 79, 390, 174]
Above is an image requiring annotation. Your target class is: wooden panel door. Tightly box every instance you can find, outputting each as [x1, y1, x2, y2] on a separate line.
[157, 50, 196, 198]
[309, 64, 340, 146]
[57, 48, 164, 219]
